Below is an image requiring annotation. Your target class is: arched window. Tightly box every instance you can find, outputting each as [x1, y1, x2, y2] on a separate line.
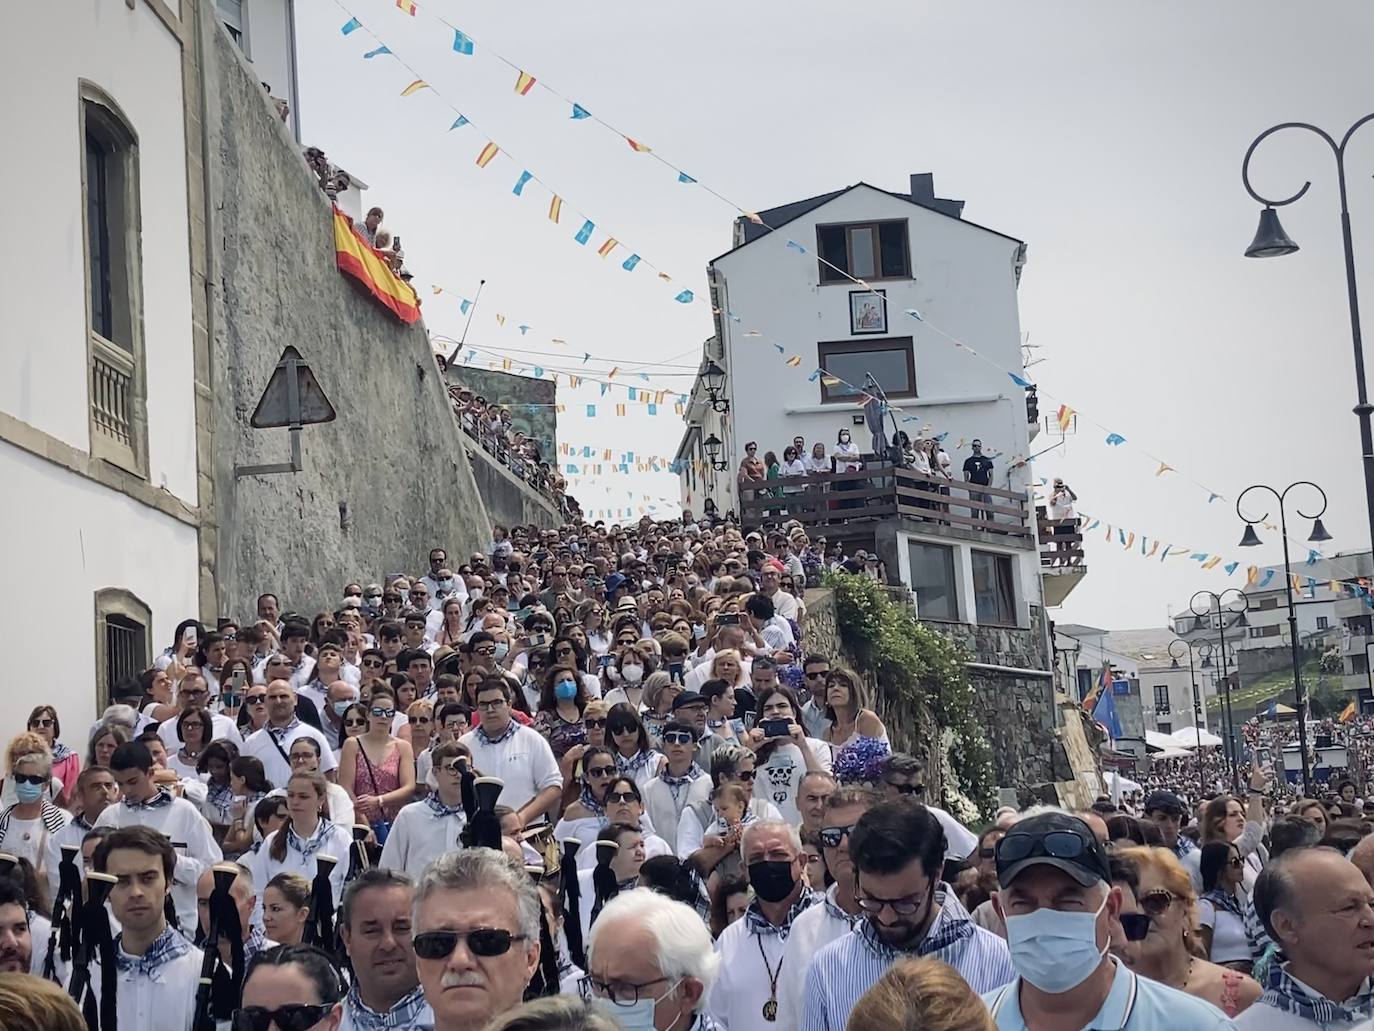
[80, 84, 146, 476]
[93, 588, 152, 713]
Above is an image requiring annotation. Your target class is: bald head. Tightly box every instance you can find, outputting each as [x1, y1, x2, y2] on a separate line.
[327, 680, 358, 706]
[265, 678, 297, 725]
[1352, 836, 1374, 891]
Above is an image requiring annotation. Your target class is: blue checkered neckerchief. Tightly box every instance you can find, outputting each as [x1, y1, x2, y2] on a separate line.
[660, 764, 704, 804]
[1202, 887, 1245, 921]
[1174, 835, 1198, 857]
[243, 926, 271, 962]
[345, 981, 431, 1031]
[856, 884, 975, 961]
[123, 789, 173, 812]
[476, 719, 519, 746]
[578, 784, 606, 817]
[206, 781, 235, 823]
[286, 818, 335, 859]
[1261, 963, 1374, 1025]
[617, 749, 657, 777]
[745, 888, 821, 941]
[51, 742, 74, 763]
[425, 793, 465, 818]
[115, 925, 192, 976]
[268, 718, 302, 743]
[822, 884, 863, 929]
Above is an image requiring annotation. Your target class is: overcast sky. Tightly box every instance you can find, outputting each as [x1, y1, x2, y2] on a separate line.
[296, 0, 1374, 630]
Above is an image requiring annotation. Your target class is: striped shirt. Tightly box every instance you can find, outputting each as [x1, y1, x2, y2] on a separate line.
[799, 886, 1014, 1031]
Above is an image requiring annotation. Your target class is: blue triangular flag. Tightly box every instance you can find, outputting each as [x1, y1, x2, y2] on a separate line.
[785, 239, 806, 254]
[465, 349, 476, 363]
[773, 343, 784, 353]
[600, 383, 609, 396]
[628, 388, 638, 400]
[1307, 549, 1320, 565]
[450, 115, 469, 130]
[1259, 570, 1276, 588]
[585, 405, 595, 417]
[575, 220, 594, 245]
[639, 373, 650, 381]
[1105, 433, 1126, 446]
[571, 103, 591, 120]
[648, 403, 657, 415]
[904, 308, 924, 321]
[341, 18, 361, 35]
[1225, 561, 1239, 575]
[622, 254, 641, 271]
[1008, 372, 1031, 388]
[808, 369, 821, 382]
[534, 366, 544, 377]
[513, 170, 533, 196]
[362, 45, 391, 59]
[675, 290, 694, 303]
[677, 172, 697, 184]
[452, 30, 475, 55]
[460, 299, 471, 315]
[582, 353, 591, 364]
[518, 325, 530, 335]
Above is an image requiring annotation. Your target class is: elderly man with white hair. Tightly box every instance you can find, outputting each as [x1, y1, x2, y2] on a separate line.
[707, 819, 820, 1031]
[585, 888, 721, 1031]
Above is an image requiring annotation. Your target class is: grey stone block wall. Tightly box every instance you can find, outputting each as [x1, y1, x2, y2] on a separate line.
[445, 366, 559, 460]
[201, 15, 493, 618]
[465, 444, 563, 532]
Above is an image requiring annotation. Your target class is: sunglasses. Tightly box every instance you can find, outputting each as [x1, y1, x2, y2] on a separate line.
[586, 765, 617, 778]
[886, 781, 925, 796]
[413, 928, 525, 960]
[28, 718, 54, 729]
[661, 731, 694, 745]
[232, 1005, 333, 1031]
[1138, 889, 1176, 918]
[997, 829, 1093, 865]
[584, 718, 607, 729]
[344, 718, 367, 728]
[1120, 912, 1151, 941]
[370, 707, 396, 719]
[605, 791, 638, 804]
[733, 769, 756, 782]
[12, 773, 47, 786]
[362, 659, 384, 669]
[804, 671, 828, 679]
[409, 715, 432, 724]
[246, 695, 267, 705]
[819, 824, 855, 848]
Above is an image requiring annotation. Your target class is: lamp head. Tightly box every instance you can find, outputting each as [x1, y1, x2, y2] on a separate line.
[1309, 518, 1333, 543]
[1238, 524, 1263, 548]
[1245, 206, 1300, 258]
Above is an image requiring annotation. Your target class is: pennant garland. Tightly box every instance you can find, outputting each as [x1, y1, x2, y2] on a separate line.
[400, 79, 429, 96]
[514, 70, 537, 95]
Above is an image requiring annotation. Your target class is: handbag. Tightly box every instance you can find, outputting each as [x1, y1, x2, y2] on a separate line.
[358, 745, 393, 844]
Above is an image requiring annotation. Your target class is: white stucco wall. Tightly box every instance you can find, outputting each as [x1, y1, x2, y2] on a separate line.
[0, 2, 197, 504]
[0, 442, 200, 736]
[695, 185, 1026, 514]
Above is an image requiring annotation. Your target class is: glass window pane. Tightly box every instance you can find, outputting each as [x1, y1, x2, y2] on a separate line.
[972, 551, 1016, 626]
[878, 222, 909, 277]
[86, 134, 112, 340]
[849, 227, 876, 279]
[817, 226, 848, 282]
[822, 343, 912, 397]
[908, 542, 957, 621]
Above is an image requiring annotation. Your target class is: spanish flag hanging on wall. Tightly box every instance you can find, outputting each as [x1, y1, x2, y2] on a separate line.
[332, 207, 420, 324]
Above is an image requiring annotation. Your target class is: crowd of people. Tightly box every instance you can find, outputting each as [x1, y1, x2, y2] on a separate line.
[0, 516, 1371, 1031]
[306, 146, 415, 284]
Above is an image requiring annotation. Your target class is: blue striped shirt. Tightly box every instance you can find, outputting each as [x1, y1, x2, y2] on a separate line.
[799, 886, 1014, 1031]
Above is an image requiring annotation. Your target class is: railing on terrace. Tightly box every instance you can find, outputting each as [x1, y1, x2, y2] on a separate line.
[739, 462, 1034, 544]
[1038, 513, 1086, 570]
[452, 399, 577, 520]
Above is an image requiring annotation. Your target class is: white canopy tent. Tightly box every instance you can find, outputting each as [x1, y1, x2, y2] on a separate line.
[1152, 746, 1195, 760]
[1170, 726, 1223, 749]
[1145, 730, 1180, 751]
[1103, 770, 1143, 794]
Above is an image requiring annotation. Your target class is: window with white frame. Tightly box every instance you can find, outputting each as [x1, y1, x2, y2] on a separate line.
[908, 541, 958, 622]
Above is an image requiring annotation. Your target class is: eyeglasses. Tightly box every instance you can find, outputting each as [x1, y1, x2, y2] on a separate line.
[28, 718, 54, 729]
[344, 718, 367, 728]
[1120, 912, 1151, 941]
[232, 1004, 334, 1031]
[586, 765, 617, 778]
[580, 975, 673, 1006]
[409, 715, 432, 725]
[11, 773, 47, 786]
[474, 647, 496, 657]
[856, 888, 928, 916]
[437, 760, 467, 774]
[477, 699, 507, 711]
[290, 753, 315, 764]
[370, 707, 396, 719]
[885, 781, 925, 796]
[819, 824, 855, 849]
[605, 791, 638, 804]
[732, 769, 756, 782]
[413, 928, 525, 960]
[584, 719, 607, 729]
[1138, 890, 1177, 917]
[661, 731, 694, 745]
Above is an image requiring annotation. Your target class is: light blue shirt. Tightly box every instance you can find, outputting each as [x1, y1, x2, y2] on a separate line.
[983, 960, 1238, 1031]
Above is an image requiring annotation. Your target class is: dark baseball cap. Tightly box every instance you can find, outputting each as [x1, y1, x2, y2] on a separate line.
[995, 812, 1111, 889]
[604, 573, 627, 593]
[671, 690, 707, 712]
[1142, 790, 1187, 817]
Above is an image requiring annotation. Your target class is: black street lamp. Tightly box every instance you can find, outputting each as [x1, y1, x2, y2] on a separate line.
[1243, 116, 1374, 551]
[1190, 589, 1250, 792]
[1168, 638, 1208, 797]
[702, 360, 730, 414]
[1237, 480, 1330, 798]
[702, 433, 728, 472]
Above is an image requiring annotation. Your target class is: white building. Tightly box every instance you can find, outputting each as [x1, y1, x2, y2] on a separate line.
[214, 0, 302, 142]
[0, 2, 210, 734]
[1169, 561, 1340, 652]
[677, 173, 1084, 627]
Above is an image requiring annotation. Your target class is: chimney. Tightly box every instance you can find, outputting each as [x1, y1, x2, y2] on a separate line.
[909, 173, 935, 206]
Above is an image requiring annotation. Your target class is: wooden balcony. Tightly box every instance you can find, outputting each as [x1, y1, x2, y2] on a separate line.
[739, 463, 1034, 548]
[1038, 510, 1087, 606]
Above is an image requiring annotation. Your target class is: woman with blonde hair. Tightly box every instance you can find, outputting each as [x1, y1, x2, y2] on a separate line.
[483, 995, 621, 1031]
[1116, 846, 1260, 1018]
[0, 972, 87, 1031]
[1292, 797, 1328, 838]
[846, 956, 994, 1031]
[0, 735, 69, 875]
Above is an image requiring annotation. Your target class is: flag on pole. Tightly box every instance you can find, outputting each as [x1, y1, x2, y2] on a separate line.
[515, 71, 537, 95]
[475, 142, 499, 168]
[1340, 700, 1358, 723]
[1082, 662, 1111, 711]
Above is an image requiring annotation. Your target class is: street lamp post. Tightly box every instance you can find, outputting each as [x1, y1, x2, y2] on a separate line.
[1190, 589, 1250, 792]
[1236, 481, 1332, 799]
[1168, 639, 1207, 797]
[1242, 116, 1374, 551]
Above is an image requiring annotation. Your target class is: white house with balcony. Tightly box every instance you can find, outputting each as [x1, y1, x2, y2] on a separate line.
[0, 1, 210, 733]
[676, 172, 1083, 628]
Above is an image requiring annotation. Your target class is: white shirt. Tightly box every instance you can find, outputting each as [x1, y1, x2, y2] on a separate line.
[775, 888, 860, 1031]
[0, 805, 70, 872]
[677, 797, 782, 860]
[766, 588, 799, 623]
[157, 711, 243, 751]
[642, 773, 712, 855]
[755, 740, 832, 825]
[253, 654, 316, 689]
[95, 794, 222, 932]
[266, 782, 355, 829]
[246, 821, 353, 904]
[928, 803, 979, 861]
[378, 798, 467, 879]
[90, 933, 202, 1031]
[833, 441, 861, 472]
[242, 722, 339, 788]
[709, 904, 800, 1031]
[459, 723, 563, 814]
[685, 654, 754, 693]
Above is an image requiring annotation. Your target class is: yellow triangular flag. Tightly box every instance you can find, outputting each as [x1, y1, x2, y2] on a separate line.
[400, 80, 429, 97]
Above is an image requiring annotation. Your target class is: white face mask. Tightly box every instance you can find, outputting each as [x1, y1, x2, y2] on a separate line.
[1004, 889, 1109, 993]
[492, 641, 510, 661]
[621, 664, 644, 685]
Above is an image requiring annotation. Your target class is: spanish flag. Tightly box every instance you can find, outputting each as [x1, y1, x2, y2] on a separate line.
[515, 71, 536, 95]
[597, 238, 618, 258]
[1056, 404, 1075, 432]
[396, 0, 417, 13]
[1341, 700, 1357, 723]
[475, 142, 499, 168]
[332, 207, 419, 324]
[625, 137, 652, 153]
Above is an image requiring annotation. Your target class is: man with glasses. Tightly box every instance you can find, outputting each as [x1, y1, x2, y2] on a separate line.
[801, 799, 1011, 1030]
[878, 753, 978, 862]
[775, 785, 874, 1031]
[156, 672, 243, 752]
[585, 882, 720, 1031]
[985, 812, 1230, 1030]
[338, 867, 433, 1030]
[243, 680, 338, 789]
[459, 679, 562, 828]
[798, 655, 832, 739]
[380, 742, 472, 878]
[642, 721, 710, 855]
[412, 848, 542, 1031]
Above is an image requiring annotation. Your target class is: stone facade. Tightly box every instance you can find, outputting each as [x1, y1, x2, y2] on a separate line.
[466, 444, 563, 531]
[200, 14, 498, 616]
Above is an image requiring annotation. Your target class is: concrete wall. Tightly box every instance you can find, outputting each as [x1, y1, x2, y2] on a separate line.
[466, 444, 563, 532]
[202, 15, 492, 617]
[446, 366, 560, 462]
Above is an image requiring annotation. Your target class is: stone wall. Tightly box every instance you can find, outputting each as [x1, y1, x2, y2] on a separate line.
[201, 16, 493, 616]
[445, 366, 559, 461]
[466, 444, 563, 531]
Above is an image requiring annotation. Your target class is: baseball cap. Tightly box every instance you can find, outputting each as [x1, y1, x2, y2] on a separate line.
[1142, 789, 1187, 817]
[995, 812, 1111, 889]
[671, 690, 707, 712]
[604, 573, 627, 593]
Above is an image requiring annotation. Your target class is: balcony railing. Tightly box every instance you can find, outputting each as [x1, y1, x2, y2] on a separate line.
[1025, 384, 1039, 424]
[739, 463, 1034, 544]
[91, 333, 135, 449]
[1038, 514, 1085, 570]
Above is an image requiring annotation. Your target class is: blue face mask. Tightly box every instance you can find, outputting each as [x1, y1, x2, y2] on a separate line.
[1004, 889, 1108, 993]
[594, 981, 683, 1031]
[333, 700, 355, 717]
[555, 680, 578, 701]
[15, 780, 44, 804]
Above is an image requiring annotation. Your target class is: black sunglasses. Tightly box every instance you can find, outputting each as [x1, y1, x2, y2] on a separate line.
[584, 718, 607, 729]
[605, 791, 638, 804]
[586, 765, 617, 778]
[886, 781, 925, 796]
[661, 731, 695, 745]
[819, 824, 855, 849]
[12, 773, 46, 786]
[413, 928, 525, 960]
[997, 829, 1093, 865]
[1120, 912, 1151, 941]
[232, 1005, 333, 1031]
